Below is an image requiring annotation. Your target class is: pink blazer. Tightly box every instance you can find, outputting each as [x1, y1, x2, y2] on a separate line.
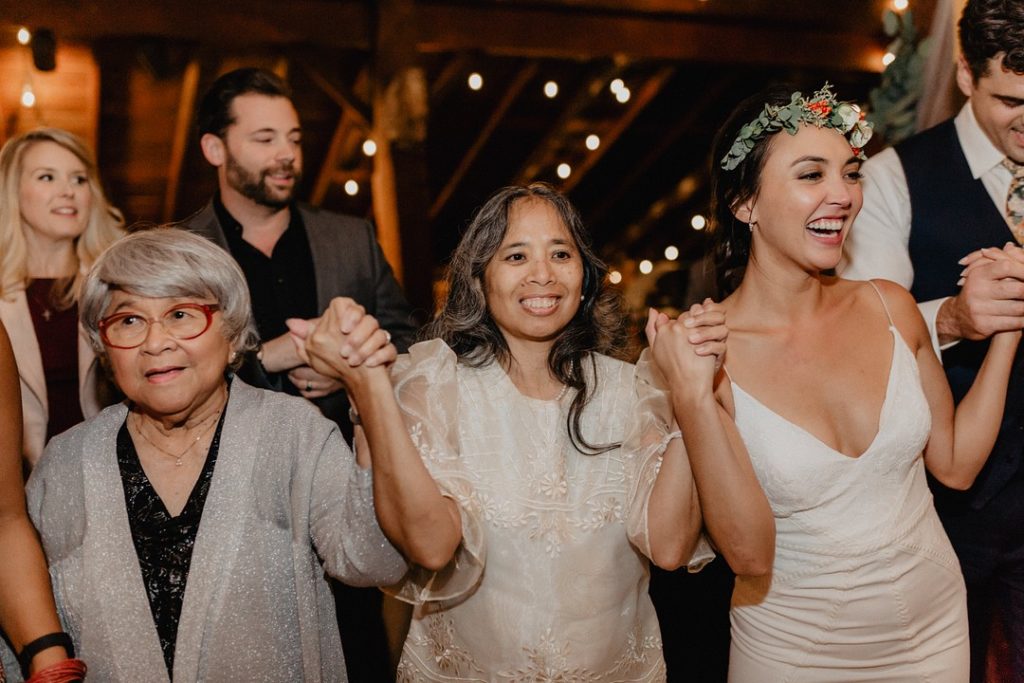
[0, 291, 102, 466]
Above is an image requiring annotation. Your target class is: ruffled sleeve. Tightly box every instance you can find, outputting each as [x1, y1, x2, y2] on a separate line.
[624, 350, 714, 572]
[383, 339, 486, 609]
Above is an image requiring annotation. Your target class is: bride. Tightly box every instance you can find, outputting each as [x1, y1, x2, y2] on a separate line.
[648, 84, 1020, 681]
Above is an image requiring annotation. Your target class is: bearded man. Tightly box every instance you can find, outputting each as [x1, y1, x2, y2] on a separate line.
[180, 67, 414, 682]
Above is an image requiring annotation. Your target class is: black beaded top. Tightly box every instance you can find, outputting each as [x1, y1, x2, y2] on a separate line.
[116, 410, 225, 676]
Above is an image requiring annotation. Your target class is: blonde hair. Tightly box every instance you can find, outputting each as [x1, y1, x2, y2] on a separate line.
[0, 128, 125, 307]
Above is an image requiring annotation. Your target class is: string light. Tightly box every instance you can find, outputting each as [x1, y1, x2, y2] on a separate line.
[615, 87, 631, 104]
[467, 73, 483, 90]
[893, 0, 909, 10]
[17, 27, 31, 45]
[344, 180, 359, 196]
[585, 134, 600, 150]
[543, 81, 559, 98]
[882, 52, 896, 67]
[691, 214, 707, 230]
[639, 260, 653, 275]
[609, 78, 625, 94]
[362, 139, 377, 157]
[20, 85, 35, 108]
[609, 270, 623, 284]
[556, 163, 571, 179]
[664, 245, 679, 261]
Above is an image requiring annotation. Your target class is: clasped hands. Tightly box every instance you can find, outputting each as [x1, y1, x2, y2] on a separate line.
[287, 297, 396, 389]
[944, 241, 1024, 343]
[646, 299, 728, 396]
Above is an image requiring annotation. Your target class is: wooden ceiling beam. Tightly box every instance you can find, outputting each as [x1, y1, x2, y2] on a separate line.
[416, 5, 885, 72]
[0, 0, 373, 50]
[5, 1, 887, 72]
[162, 57, 200, 223]
[560, 65, 673, 194]
[430, 61, 539, 219]
[588, 74, 737, 237]
[299, 59, 372, 127]
[512, 62, 624, 185]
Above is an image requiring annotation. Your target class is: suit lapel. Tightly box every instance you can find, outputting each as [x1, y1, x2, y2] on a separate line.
[172, 380, 261, 681]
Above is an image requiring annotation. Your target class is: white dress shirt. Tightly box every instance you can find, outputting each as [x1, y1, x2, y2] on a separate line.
[841, 103, 1013, 355]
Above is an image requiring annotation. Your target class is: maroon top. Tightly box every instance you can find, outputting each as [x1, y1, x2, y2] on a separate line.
[26, 279, 84, 440]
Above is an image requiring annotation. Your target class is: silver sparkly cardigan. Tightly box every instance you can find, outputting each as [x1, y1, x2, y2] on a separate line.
[19, 378, 406, 683]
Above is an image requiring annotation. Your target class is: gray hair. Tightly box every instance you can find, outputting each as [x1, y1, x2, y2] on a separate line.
[80, 227, 259, 359]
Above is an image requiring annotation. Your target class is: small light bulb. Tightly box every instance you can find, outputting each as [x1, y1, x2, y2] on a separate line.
[344, 180, 359, 196]
[585, 134, 600, 151]
[639, 259, 653, 275]
[468, 73, 483, 90]
[882, 52, 896, 67]
[893, 0, 909, 10]
[609, 270, 623, 284]
[664, 245, 679, 261]
[609, 78, 625, 94]
[556, 163, 571, 179]
[20, 87, 35, 108]
[615, 87, 631, 104]
[543, 81, 559, 98]
[17, 27, 31, 45]
[362, 139, 377, 157]
[691, 214, 707, 231]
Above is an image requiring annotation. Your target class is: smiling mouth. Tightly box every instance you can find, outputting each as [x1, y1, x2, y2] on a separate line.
[52, 207, 78, 216]
[806, 219, 844, 237]
[521, 296, 559, 311]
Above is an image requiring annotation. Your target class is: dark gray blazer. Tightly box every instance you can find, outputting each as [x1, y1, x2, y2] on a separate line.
[179, 201, 417, 434]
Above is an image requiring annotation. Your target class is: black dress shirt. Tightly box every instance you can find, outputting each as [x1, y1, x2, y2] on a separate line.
[214, 194, 317, 396]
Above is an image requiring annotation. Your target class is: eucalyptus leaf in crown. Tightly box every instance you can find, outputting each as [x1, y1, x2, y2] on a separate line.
[721, 83, 874, 171]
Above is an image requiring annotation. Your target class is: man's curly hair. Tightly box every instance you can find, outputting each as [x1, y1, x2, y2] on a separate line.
[960, 0, 1024, 79]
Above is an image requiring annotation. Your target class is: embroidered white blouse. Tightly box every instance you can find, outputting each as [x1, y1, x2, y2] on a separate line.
[387, 339, 711, 682]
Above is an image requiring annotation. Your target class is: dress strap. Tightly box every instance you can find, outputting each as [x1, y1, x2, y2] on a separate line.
[866, 280, 896, 330]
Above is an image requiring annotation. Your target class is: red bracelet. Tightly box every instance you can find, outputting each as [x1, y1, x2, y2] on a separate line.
[24, 659, 86, 683]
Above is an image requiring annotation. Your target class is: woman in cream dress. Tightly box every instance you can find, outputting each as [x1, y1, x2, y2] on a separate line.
[298, 183, 740, 681]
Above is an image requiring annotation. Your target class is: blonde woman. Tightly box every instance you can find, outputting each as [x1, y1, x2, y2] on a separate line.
[0, 128, 125, 466]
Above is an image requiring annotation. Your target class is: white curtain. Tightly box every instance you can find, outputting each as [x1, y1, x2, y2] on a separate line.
[916, 0, 968, 130]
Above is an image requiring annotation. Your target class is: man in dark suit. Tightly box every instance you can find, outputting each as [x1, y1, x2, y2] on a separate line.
[180, 67, 415, 682]
[843, 2, 1024, 678]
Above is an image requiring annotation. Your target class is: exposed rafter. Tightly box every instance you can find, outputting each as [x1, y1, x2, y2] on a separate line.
[431, 61, 538, 219]
[560, 65, 673, 194]
[512, 62, 626, 185]
[162, 57, 200, 222]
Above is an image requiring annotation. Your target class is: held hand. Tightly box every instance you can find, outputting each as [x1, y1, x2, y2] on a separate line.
[287, 365, 346, 399]
[300, 298, 397, 385]
[938, 246, 1024, 342]
[258, 329, 308, 373]
[647, 301, 724, 397]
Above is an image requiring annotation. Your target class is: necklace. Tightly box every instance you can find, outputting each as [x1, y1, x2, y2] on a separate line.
[131, 410, 221, 466]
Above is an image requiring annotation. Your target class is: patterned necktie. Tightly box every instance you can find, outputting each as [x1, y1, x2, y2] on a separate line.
[1002, 157, 1024, 244]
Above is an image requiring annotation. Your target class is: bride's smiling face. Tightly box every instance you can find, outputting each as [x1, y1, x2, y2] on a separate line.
[736, 124, 864, 272]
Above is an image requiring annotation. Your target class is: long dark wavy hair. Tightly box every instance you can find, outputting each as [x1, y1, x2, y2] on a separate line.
[709, 85, 796, 297]
[422, 183, 630, 454]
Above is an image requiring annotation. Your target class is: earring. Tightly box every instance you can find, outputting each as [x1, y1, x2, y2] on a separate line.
[580, 294, 585, 301]
[748, 220, 757, 232]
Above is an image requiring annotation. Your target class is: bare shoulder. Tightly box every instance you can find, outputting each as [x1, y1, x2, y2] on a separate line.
[860, 278, 930, 350]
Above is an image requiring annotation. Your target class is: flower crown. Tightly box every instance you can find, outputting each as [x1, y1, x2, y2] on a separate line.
[720, 83, 873, 171]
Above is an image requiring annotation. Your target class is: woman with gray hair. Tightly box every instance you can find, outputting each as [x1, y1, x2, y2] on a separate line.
[23, 227, 406, 682]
